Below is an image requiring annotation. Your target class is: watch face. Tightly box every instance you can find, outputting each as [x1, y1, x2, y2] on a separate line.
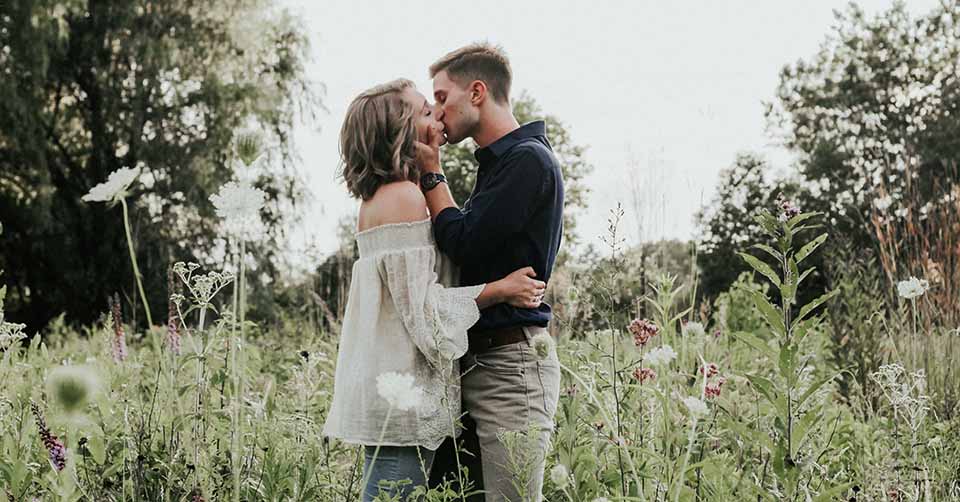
[421, 173, 438, 190]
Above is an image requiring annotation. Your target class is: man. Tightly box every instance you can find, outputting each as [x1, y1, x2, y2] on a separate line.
[416, 42, 564, 502]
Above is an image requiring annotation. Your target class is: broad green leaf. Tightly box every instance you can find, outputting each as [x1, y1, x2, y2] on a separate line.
[791, 406, 823, 458]
[791, 224, 821, 235]
[797, 373, 839, 410]
[798, 266, 815, 286]
[778, 342, 797, 383]
[751, 243, 783, 262]
[738, 252, 782, 290]
[731, 331, 778, 361]
[755, 211, 780, 236]
[781, 258, 799, 304]
[795, 233, 828, 264]
[793, 318, 816, 346]
[786, 211, 820, 228]
[797, 289, 840, 322]
[746, 374, 788, 418]
[750, 290, 786, 336]
[724, 418, 774, 452]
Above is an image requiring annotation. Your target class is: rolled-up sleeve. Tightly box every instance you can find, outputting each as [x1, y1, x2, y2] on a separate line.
[433, 147, 549, 266]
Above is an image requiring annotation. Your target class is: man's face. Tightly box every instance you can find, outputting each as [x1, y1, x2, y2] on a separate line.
[432, 70, 479, 145]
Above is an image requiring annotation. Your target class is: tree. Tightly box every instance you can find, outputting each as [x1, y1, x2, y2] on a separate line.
[764, 2, 960, 235]
[765, 1, 960, 321]
[441, 92, 592, 260]
[0, 0, 319, 331]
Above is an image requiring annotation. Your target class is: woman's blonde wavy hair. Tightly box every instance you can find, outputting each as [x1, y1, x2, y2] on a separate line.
[339, 78, 420, 200]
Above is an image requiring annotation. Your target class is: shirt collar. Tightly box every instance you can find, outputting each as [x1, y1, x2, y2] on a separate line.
[474, 121, 546, 165]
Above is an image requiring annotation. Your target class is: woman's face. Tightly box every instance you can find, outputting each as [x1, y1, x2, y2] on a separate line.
[401, 86, 447, 147]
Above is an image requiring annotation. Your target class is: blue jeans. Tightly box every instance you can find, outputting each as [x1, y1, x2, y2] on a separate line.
[363, 445, 436, 501]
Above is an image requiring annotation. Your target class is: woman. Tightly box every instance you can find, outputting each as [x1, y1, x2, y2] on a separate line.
[321, 78, 546, 501]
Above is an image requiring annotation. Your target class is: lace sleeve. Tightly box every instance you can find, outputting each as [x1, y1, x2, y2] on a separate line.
[379, 247, 485, 368]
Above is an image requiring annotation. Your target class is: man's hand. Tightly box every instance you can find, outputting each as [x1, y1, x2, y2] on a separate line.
[415, 123, 444, 174]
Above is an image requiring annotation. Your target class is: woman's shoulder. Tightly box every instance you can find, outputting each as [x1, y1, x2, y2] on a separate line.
[359, 181, 428, 230]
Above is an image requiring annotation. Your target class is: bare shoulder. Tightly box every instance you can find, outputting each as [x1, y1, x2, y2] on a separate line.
[359, 181, 428, 230]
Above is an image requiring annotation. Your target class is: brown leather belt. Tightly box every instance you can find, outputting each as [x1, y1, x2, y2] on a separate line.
[468, 326, 527, 354]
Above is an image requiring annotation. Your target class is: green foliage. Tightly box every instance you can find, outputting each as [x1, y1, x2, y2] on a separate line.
[0, 0, 320, 332]
[735, 206, 842, 498]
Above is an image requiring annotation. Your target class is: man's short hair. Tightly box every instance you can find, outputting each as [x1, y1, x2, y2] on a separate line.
[429, 42, 512, 105]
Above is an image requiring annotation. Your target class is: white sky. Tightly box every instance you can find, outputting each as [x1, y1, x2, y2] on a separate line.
[278, 0, 939, 269]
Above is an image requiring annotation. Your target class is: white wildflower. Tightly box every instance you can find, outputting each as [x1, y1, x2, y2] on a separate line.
[873, 195, 893, 211]
[682, 396, 709, 418]
[82, 167, 141, 203]
[209, 180, 267, 241]
[897, 276, 929, 299]
[645, 345, 677, 367]
[681, 321, 706, 337]
[376, 372, 423, 412]
[0, 318, 26, 350]
[549, 464, 569, 488]
[531, 332, 554, 360]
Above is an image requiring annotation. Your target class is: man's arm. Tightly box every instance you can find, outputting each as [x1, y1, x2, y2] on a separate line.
[432, 148, 549, 265]
[415, 124, 458, 220]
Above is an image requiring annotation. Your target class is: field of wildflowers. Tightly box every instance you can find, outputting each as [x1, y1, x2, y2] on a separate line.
[1, 154, 958, 501]
[4, 2, 960, 498]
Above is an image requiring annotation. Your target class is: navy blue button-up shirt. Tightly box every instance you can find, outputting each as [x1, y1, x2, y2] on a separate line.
[433, 121, 564, 333]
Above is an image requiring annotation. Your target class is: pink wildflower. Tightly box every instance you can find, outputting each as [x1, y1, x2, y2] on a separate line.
[632, 367, 657, 384]
[776, 192, 801, 222]
[705, 377, 727, 399]
[700, 362, 719, 378]
[628, 318, 659, 347]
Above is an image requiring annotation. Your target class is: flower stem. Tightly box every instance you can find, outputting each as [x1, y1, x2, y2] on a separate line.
[360, 406, 393, 497]
[559, 362, 646, 501]
[120, 197, 153, 327]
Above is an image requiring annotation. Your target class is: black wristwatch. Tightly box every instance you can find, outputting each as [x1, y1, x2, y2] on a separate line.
[420, 172, 447, 192]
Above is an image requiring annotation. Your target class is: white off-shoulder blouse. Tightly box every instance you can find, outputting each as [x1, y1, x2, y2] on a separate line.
[321, 218, 485, 449]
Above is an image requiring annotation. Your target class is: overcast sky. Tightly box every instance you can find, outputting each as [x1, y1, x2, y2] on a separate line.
[278, 0, 940, 268]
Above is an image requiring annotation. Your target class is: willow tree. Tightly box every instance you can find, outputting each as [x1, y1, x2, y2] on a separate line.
[0, 0, 320, 331]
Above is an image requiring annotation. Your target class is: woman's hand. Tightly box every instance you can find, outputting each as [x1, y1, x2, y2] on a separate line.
[497, 267, 547, 309]
[414, 123, 443, 173]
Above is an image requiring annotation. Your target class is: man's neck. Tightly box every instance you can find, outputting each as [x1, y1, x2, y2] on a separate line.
[473, 107, 521, 149]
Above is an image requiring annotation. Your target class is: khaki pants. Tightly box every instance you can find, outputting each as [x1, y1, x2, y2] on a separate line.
[460, 326, 561, 502]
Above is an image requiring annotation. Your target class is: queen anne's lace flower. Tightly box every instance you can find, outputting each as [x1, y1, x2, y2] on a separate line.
[645, 345, 677, 367]
[682, 396, 709, 418]
[681, 320, 706, 337]
[376, 372, 423, 412]
[209, 181, 267, 241]
[897, 276, 929, 299]
[549, 464, 570, 488]
[0, 316, 26, 350]
[82, 167, 141, 203]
